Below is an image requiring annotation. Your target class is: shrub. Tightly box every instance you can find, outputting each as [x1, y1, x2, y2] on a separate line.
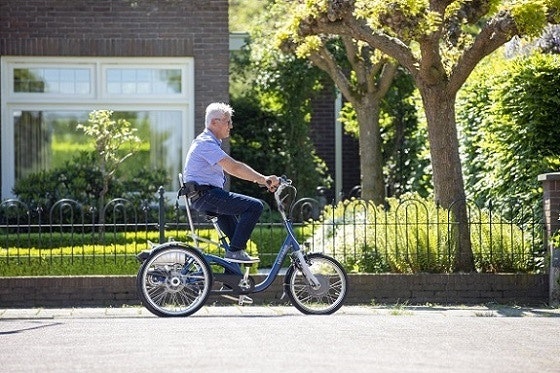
[305, 194, 537, 273]
[12, 152, 169, 222]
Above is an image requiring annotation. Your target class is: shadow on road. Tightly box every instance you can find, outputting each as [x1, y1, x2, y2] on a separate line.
[0, 320, 62, 335]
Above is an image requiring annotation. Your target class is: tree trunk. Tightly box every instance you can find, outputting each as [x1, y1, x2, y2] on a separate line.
[420, 86, 475, 272]
[355, 100, 385, 205]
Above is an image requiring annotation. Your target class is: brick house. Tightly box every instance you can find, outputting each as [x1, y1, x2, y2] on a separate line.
[0, 0, 359, 200]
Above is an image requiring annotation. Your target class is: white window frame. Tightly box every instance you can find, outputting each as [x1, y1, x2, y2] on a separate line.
[11, 64, 95, 98]
[1, 56, 195, 200]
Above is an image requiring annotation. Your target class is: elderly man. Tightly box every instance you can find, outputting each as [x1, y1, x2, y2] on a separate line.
[183, 102, 279, 263]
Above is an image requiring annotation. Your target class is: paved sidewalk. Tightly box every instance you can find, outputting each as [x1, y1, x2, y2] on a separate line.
[2, 304, 559, 372]
[1, 304, 559, 319]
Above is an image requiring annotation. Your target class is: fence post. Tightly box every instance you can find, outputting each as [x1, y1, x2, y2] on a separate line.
[158, 186, 165, 244]
[538, 172, 560, 307]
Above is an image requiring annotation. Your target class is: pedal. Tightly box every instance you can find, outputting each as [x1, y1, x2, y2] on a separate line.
[238, 295, 253, 305]
[221, 294, 253, 306]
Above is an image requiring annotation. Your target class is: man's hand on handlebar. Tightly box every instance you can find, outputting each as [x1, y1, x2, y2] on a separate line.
[264, 175, 280, 192]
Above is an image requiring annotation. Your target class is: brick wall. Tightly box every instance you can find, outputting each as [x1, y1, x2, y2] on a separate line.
[310, 84, 361, 198]
[0, 0, 230, 131]
[0, 274, 548, 308]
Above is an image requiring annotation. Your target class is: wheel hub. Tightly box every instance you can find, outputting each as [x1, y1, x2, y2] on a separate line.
[306, 274, 329, 297]
[165, 271, 185, 292]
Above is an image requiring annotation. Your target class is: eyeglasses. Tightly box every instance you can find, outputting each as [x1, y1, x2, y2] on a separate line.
[218, 117, 232, 126]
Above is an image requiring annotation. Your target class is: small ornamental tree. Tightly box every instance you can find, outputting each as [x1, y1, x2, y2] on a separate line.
[77, 110, 141, 219]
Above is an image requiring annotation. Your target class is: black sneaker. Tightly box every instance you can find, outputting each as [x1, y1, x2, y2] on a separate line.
[136, 250, 151, 262]
[224, 250, 260, 263]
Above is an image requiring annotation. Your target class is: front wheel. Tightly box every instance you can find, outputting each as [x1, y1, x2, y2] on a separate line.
[284, 253, 348, 315]
[136, 245, 212, 317]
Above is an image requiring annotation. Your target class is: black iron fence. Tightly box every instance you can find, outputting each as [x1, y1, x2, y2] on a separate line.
[0, 190, 546, 275]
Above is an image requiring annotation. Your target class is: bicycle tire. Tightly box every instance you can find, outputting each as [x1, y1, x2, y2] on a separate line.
[136, 245, 212, 317]
[284, 253, 348, 315]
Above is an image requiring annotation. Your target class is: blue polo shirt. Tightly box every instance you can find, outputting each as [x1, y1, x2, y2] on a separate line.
[183, 129, 228, 188]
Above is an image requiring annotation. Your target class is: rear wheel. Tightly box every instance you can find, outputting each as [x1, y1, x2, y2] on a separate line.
[136, 245, 212, 317]
[284, 253, 348, 315]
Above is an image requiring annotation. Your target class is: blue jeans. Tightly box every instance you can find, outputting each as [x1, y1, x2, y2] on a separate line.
[190, 188, 264, 252]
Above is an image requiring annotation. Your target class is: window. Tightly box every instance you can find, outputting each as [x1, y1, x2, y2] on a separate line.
[14, 67, 91, 94]
[106, 68, 181, 95]
[1, 57, 195, 200]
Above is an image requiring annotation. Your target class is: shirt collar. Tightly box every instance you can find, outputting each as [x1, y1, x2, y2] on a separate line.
[203, 128, 222, 145]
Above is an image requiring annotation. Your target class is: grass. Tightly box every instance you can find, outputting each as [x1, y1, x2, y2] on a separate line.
[0, 226, 303, 276]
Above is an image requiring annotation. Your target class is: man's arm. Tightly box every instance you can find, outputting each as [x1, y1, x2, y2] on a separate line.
[218, 155, 278, 188]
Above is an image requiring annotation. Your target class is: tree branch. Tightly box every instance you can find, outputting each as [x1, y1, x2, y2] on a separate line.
[299, 0, 419, 78]
[450, 11, 518, 94]
[374, 61, 398, 101]
[307, 47, 355, 102]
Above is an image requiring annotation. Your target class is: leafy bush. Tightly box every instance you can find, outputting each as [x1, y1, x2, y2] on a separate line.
[12, 151, 169, 219]
[305, 195, 538, 273]
[12, 152, 104, 209]
[458, 52, 560, 211]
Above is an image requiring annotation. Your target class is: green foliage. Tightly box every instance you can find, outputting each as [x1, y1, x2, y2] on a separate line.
[458, 52, 560, 209]
[508, 1, 548, 37]
[230, 17, 332, 198]
[0, 227, 294, 276]
[338, 69, 431, 197]
[13, 151, 104, 209]
[229, 96, 290, 204]
[355, 0, 442, 41]
[306, 196, 537, 273]
[76, 110, 141, 207]
[120, 167, 170, 206]
[229, 0, 270, 31]
[12, 151, 169, 212]
[76, 110, 140, 176]
[0, 257, 140, 276]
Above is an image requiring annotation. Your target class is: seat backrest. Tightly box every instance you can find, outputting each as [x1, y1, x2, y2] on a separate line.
[178, 173, 199, 245]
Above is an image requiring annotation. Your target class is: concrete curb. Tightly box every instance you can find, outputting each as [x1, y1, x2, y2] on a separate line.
[1, 305, 559, 319]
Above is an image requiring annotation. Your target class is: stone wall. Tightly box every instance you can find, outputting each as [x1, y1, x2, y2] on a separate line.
[0, 274, 548, 308]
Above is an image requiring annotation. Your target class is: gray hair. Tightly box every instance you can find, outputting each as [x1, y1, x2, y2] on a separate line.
[205, 102, 234, 127]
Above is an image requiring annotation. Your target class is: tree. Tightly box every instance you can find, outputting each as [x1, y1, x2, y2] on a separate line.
[233, 0, 420, 204]
[275, 8, 397, 203]
[275, 0, 560, 271]
[77, 110, 141, 219]
[340, 67, 432, 198]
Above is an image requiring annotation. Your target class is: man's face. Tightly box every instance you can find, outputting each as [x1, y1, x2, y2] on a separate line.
[213, 115, 233, 139]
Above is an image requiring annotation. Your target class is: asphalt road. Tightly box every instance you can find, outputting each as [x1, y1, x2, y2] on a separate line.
[1, 305, 559, 373]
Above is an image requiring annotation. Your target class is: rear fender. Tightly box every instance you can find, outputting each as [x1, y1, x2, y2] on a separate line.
[136, 242, 203, 263]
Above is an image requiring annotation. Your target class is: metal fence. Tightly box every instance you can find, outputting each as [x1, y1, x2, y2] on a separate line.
[0, 191, 546, 274]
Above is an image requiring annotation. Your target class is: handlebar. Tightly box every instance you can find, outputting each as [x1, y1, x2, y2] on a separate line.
[262, 175, 291, 193]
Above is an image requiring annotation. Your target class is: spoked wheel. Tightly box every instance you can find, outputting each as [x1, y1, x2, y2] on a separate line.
[284, 253, 348, 315]
[136, 245, 212, 317]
